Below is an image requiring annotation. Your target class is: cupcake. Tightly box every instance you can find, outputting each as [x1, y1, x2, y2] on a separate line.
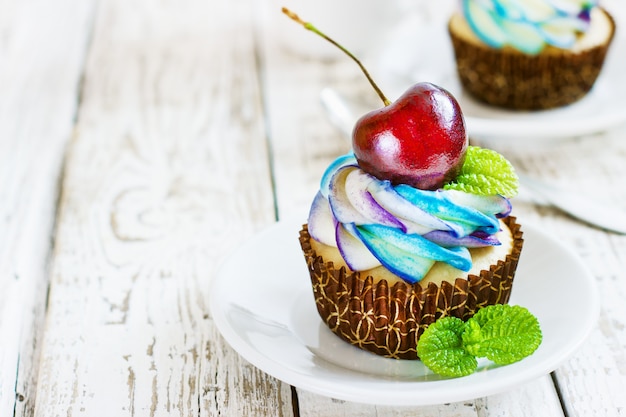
[299, 83, 523, 360]
[447, 0, 616, 110]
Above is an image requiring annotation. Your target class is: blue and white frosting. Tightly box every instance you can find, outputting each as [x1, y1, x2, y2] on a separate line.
[307, 154, 512, 284]
[463, 0, 597, 54]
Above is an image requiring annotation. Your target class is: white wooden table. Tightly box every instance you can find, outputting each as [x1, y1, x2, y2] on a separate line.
[1, 0, 625, 415]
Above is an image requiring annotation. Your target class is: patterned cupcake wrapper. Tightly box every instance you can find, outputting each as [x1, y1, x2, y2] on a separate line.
[447, 8, 615, 110]
[299, 216, 524, 360]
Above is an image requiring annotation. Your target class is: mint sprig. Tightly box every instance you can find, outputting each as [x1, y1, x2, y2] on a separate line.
[463, 305, 542, 365]
[444, 146, 519, 198]
[417, 304, 542, 377]
[418, 317, 478, 377]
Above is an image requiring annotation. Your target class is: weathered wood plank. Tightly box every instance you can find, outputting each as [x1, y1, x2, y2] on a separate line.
[34, 0, 291, 415]
[295, 375, 562, 417]
[0, 0, 96, 415]
[494, 126, 626, 417]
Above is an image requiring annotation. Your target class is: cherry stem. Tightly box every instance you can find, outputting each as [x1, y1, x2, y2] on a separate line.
[282, 7, 391, 106]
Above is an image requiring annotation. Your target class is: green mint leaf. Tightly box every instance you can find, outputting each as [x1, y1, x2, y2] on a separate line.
[444, 146, 519, 198]
[463, 304, 542, 365]
[417, 317, 477, 377]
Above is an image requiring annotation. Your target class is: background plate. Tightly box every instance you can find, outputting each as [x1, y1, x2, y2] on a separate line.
[210, 218, 599, 406]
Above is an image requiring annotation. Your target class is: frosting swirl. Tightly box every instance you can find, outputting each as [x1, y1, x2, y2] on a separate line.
[308, 154, 512, 283]
[463, 0, 597, 54]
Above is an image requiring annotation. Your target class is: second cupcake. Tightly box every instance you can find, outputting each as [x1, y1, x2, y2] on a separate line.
[448, 0, 616, 110]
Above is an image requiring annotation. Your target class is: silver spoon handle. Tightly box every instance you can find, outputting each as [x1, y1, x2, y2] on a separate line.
[320, 87, 357, 138]
[518, 174, 626, 234]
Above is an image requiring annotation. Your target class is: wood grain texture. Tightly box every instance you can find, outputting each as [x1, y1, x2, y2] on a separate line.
[295, 375, 562, 417]
[493, 128, 626, 417]
[34, 0, 291, 415]
[0, 0, 95, 415]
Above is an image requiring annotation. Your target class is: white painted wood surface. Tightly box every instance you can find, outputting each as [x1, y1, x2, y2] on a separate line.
[0, 0, 625, 415]
[33, 0, 291, 415]
[0, 0, 96, 415]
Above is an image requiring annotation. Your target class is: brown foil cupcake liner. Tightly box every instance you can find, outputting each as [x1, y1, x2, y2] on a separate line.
[447, 8, 615, 110]
[299, 216, 524, 360]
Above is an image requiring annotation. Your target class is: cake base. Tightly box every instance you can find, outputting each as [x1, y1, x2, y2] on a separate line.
[299, 216, 524, 359]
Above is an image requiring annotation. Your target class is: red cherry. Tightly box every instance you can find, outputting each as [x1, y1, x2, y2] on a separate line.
[352, 83, 468, 190]
[283, 9, 468, 190]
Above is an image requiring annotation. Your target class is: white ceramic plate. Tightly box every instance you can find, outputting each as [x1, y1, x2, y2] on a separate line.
[374, 21, 626, 141]
[210, 218, 599, 406]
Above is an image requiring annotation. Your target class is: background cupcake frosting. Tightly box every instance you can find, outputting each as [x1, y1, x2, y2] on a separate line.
[463, 0, 598, 54]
